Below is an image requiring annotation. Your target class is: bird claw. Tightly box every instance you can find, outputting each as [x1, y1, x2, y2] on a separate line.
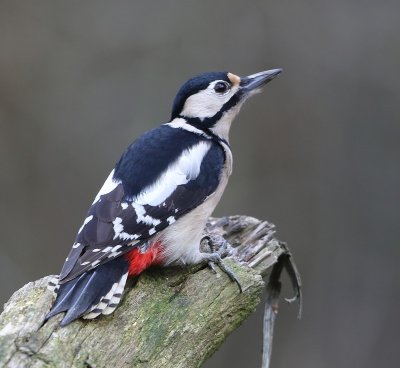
[202, 235, 243, 293]
[207, 260, 219, 275]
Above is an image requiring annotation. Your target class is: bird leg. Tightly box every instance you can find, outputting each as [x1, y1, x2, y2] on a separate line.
[200, 235, 242, 293]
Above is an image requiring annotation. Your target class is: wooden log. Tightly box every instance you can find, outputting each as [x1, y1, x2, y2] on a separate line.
[0, 215, 300, 368]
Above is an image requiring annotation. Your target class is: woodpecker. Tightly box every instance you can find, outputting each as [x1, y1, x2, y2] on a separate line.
[46, 68, 282, 326]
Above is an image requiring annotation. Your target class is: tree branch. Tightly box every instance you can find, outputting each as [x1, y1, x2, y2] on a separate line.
[0, 215, 300, 368]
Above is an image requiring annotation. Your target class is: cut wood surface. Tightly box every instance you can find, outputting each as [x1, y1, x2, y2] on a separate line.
[0, 215, 299, 368]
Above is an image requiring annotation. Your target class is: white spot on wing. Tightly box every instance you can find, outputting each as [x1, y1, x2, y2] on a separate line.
[108, 245, 123, 258]
[108, 251, 122, 258]
[131, 203, 161, 226]
[167, 216, 176, 225]
[112, 217, 124, 237]
[113, 217, 140, 240]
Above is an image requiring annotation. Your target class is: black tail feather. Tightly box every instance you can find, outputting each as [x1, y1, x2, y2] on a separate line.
[46, 257, 129, 326]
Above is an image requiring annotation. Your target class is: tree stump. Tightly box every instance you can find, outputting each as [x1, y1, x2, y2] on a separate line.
[0, 215, 300, 368]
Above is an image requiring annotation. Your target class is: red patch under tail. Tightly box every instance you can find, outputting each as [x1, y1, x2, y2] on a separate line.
[123, 241, 164, 276]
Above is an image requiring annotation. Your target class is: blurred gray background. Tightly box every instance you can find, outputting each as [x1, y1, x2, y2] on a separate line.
[1, 1, 399, 367]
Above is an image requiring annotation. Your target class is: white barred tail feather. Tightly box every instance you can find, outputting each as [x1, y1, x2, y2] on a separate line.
[83, 272, 128, 319]
[46, 257, 129, 326]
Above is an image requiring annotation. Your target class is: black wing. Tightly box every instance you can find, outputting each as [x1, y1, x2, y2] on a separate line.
[59, 125, 225, 282]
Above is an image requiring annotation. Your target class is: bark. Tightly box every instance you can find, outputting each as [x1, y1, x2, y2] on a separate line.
[0, 215, 299, 368]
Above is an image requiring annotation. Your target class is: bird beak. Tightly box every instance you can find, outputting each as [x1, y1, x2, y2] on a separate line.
[240, 68, 282, 93]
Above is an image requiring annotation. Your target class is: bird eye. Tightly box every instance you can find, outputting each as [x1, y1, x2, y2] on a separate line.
[214, 82, 229, 94]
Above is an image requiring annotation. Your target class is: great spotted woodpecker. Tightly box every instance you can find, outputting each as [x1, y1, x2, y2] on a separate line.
[46, 69, 282, 326]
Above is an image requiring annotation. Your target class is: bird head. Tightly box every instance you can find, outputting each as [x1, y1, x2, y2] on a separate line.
[170, 69, 282, 140]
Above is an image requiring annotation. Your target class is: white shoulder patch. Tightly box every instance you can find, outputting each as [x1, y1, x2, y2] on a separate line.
[92, 169, 121, 204]
[133, 141, 211, 206]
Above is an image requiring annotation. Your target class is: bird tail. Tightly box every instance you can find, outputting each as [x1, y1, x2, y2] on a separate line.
[45, 257, 129, 326]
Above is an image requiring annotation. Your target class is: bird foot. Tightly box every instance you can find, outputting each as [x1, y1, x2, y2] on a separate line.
[200, 235, 242, 293]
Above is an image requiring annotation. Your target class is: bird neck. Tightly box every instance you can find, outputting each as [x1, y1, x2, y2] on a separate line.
[208, 105, 241, 143]
[181, 108, 239, 144]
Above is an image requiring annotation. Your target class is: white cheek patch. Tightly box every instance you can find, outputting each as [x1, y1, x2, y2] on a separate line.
[181, 84, 239, 119]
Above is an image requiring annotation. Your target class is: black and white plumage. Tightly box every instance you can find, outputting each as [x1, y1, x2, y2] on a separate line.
[46, 69, 282, 326]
